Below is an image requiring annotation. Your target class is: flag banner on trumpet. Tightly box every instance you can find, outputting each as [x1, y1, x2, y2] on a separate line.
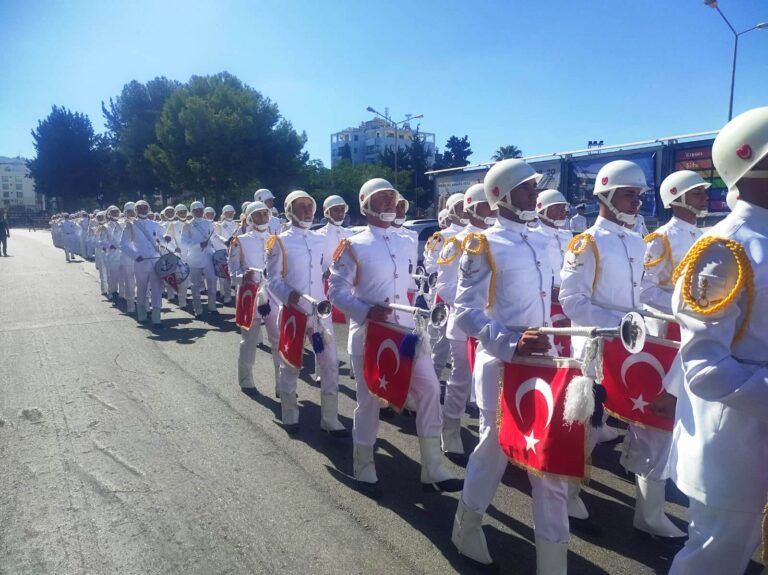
[363, 321, 416, 411]
[467, 336, 479, 374]
[279, 304, 309, 369]
[499, 357, 586, 480]
[601, 337, 678, 431]
[550, 302, 572, 358]
[323, 277, 346, 324]
[235, 283, 259, 330]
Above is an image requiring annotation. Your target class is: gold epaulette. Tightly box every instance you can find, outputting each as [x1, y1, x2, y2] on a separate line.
[566, 233, 600, 290]
[460, 232, 496, 308]
[266, 234, 278, 253]
[332, 238, 361, 285]
[437, 236, 462, 265]
[266, 234, 287, 278]
[672, 236, 754, 342]
[643, 232, 672, 269]
[425, 231, 444, 253]
[332, 238, 351, 262]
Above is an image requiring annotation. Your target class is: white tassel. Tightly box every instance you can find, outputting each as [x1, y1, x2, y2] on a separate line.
[563, 375, 595, 426]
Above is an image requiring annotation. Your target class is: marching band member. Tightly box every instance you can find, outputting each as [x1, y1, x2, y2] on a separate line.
[119, 202, 137, 313]
[229, 201, 282, 395]
[266, 191, 348, 437]
[559, 160, 684, 540]
[121, 200, 164, 327]
[534, 189, 573, 297]
[329, 178, 462, 497]
[317, 195, 353, 253]
[78, 211, 90, 258]
[60, 213, 78, 261]
[450, 159, 569, 572]
[667, 107, 768, 575]
[568, 203, 587, 234]
[253, 188, 282, 234]
[105, 206, 123, 302]
[181, 201, 219, 317]
[204, 206, 231, 304]
[215, 205, 238, 304]
[440, 183, 496, 457]
[93, 211, 110, 296]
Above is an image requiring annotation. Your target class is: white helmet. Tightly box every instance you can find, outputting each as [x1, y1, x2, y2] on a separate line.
[536, 189, 568, 227]
[284, 190, 316, 228]
[96, 211, 106, 221]
[323, 195, 348, 225]
[123, 201, 136, 213]
[464, 183, 495, 226]
[222, 204, 235, 215]
[437, 208, 449, 228]
[712, 106, 768, 192]
[174, 203, 188, 215]
[241, 201, 250, 213]
[253, 188, 275, 202]
[162, 205, 175, 215]
[659, 170, 711, 217]
[204, 206, 215, 216]
[484, 159, 542, 220]
[726, 188, 740, 211]
[245, 200, 270, 231]
[592, 160, 648, 225]
[190, 201, 204, 211]
[358, 178, 398, 222]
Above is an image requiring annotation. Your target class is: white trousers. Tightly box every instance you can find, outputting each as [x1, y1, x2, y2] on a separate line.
[620, 423, 673, 480]
[238, 292, 280, 388]
[278, 315, 339, 395]
[134, 259, 163, 321]
[669, 499, 762, 575]
[462, 408, 570, 544]
[219, 277, 232, 302]
[443, 338, 472, 420]
[106, 251, 121, 294]
[95, 249, 108, 293]
[119, 255, 136, 310]
[190, 260, 217, 314]
[350, 350, 443, 447]
[429, 323, 451, 374]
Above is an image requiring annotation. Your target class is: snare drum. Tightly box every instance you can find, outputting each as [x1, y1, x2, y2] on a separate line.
[155, 253, 190, 289]
[213, 249, 230, 280]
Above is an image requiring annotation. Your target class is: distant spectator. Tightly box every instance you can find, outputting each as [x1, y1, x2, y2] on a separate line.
[0, 214, 9, 256]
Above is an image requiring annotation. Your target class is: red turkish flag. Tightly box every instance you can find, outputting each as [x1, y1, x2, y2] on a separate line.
[550, 302, 572, 358]
[499, 357, 587, 479]
[163, 273, 178, 292]
[601, 337, 678, 431]
[278, 304, 309, 369]
[467, 336, 479, 374]
[235, 283, 259, 329]
[666, 322, 681, 342]
[363, 321, 416, 411]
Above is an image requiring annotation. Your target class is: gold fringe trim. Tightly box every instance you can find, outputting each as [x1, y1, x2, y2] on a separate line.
[643, 232, 672, 270]
[437, 236, 462, 265]
[566, 233, 600, 290]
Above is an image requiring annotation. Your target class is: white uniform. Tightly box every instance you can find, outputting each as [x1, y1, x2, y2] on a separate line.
[668, 200, 768, 575]
[121, 217, 164, 324]
[117, 219, 137, 311]
[229, 228, 280, 390]
[316, 222, 354, 270]
[632, 213, 649, 237]
[454, 217, 572, 546]
[268, 215, 281, 235]
[105, 219, 123, 295]
[533, 222, 572, 290]
[568, 213, 587, 234]
[181, 217, 218, 315]
[78, 217, 89, 257]
[61, 219, 78, 260]
[214, 218, 238, 303]
[93, 222, 110, 294]
[165, 219, 189, 306]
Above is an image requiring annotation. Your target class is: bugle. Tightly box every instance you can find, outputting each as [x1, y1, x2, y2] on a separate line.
[511, 312, 647, 354]
[300, 293, 332, 319]
[411, 265, 438, 289]
[371, 301, 449, 328]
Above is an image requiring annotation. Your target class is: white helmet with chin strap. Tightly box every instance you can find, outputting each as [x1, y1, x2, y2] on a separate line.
[483, 159, 542, 220]
[437, 208, 449, 228]
[123, 201, 136, 214]
[464, 183, 495, 226]
[253, 188, 275, 203]
[536, 189, 568, 227]
[359, 178, 398, 222]
[592, 160, 648, 226]
[284, 190, 316, 229]
[323, 195, 348, 225]
[659, 170, 710, 217]
[245, 201, 271, 231]
[445, 193, 468, 225]
[712, 106, 768, 192]
[394, 195, 410, 226]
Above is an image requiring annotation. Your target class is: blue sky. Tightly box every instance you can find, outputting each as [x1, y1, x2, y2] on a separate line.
[2, 0, 766, 166]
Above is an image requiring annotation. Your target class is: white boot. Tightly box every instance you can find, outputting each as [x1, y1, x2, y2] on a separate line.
[441, 416, 464, 454]
[633, 476, 686, 538]
[280, 391, 299, 433]
[238, 363, 255, 389]
[566, 482, 589, 520]
[320, 393, 349, 437]
[418, 437, 463, 492]
[353, 444, 378, 484]
[151, 307, 161, 326]
[137, 303, 147, 323]
[451, 498, 494, 565]
[535, 536, 567, 575]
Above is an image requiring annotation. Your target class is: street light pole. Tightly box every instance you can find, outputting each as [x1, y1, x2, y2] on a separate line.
[366, 107, 423, 189]
[704, 1, 768, 120]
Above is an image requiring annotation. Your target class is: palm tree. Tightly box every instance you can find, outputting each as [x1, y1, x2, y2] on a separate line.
[492, 145, 523, 161]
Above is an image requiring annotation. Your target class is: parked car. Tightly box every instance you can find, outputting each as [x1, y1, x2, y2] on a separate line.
[403, 219, 440, 266]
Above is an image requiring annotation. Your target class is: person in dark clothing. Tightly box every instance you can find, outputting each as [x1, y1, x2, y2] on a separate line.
[0, 218, 9, 256]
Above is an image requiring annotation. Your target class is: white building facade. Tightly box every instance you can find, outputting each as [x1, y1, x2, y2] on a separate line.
[330, 117, 436, 168]
[0, 157, 39, 210]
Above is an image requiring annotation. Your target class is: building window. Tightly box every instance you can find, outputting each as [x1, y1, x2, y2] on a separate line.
[2, 184, 8, 191]
[354, 135, 359, 141]
[2, 192, 9, 198]
[17, 192, 23, 198]
[1, 176, 7, 183]
[16, 183, 22, 191]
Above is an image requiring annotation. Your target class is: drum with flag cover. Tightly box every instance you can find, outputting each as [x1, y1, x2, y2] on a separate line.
[213, 249, 230, 280]
[601, 336, 678, 431]
[363, 321, 418, 411]
[235, 283, 259, 329]
[154, 253, 190, 291]
[498, 356, 587, 480]
[550, 302, 572, 357]
[278, 304, 309, 369]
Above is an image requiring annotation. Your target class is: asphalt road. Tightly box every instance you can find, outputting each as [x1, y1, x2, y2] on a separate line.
[0, 230, 762, 575]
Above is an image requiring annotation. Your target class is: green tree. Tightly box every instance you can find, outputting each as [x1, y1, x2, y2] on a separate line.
[433, 135, 473, 170]
[492, 145, 523, 161]
[145, 72, 307, 206]
[27, 106, 102, 211]
[102, 77, 182, 203]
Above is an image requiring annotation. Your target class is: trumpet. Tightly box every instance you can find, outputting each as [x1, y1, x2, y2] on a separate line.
[300, 293, 332, 319]
[372, 301, 449, 328]
[411, 266, 438, 289]
[511, 312, 647, 354]
[245, 266, 267, 280]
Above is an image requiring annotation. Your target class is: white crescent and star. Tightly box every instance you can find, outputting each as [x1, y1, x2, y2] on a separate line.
[514, 377, 555, 454]
[620, 352, 666, 413]
[376, 339, 400, 390]
[283, 315, 297, 352]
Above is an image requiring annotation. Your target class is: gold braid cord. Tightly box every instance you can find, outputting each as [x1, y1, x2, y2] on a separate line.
[332, 238, 350, 262]
[566, 233, 600, 290]
[437, 236, 462, 265]
[266, 234, 287, 278]
[425, 232, 443, 253]
[332, 238, 360, 286]
[462, 232, 496, 308]
[643, 232, 672, 269]
[672, 236, 755, 342]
